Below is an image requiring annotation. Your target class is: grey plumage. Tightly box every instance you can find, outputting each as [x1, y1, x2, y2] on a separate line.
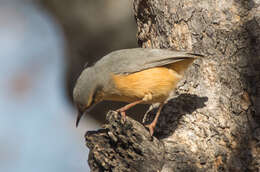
[94, 48, 203, 75]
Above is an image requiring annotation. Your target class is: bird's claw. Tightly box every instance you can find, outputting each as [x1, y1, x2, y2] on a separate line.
[116, 110, 126, 122]
[145, 123, 155, 136]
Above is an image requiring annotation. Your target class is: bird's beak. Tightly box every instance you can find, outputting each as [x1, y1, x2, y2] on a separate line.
[75, 103, 97, 127]
[76, 107, 85, 127]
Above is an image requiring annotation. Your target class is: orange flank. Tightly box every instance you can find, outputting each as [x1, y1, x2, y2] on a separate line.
[108, 67, 182, 103]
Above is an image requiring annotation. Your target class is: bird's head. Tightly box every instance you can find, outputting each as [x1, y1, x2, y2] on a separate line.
[73, 67, 102, 126]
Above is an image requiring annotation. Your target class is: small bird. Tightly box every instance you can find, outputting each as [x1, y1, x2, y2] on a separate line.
[73, 48, 203, 135]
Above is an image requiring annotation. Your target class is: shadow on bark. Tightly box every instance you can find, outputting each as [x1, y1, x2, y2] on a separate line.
[144, 94, 208, 139]
[227, 11, 260, 171]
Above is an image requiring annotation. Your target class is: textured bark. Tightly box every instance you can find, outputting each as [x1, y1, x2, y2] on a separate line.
[86, 111, 165, 172]
[85, 0, 260, 171]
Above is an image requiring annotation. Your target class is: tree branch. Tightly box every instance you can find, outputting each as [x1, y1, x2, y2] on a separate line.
[86, 111, 164, 172]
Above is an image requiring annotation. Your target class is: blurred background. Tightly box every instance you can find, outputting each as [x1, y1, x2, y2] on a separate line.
[0, 0, 137, 171]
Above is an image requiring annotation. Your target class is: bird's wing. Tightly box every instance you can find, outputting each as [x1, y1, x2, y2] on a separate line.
[95, 48, 203, 75]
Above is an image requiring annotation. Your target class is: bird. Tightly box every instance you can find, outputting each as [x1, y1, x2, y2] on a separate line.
[73, 48, 203, 135]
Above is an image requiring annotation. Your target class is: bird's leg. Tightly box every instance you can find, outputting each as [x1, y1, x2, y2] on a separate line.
[116, 99, 144, 120]
[145, 103, 164, 136]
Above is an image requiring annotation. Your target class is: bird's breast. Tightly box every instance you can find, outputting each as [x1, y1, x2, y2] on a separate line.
[104, 67, 182, 103]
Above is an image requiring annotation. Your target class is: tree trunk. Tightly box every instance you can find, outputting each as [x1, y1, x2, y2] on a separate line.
[85, 0, 260, 171]
[40, 0, 260, 171]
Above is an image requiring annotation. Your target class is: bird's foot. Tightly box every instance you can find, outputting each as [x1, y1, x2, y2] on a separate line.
[116, 109, 126, 122]
[145, 123, 155, 136]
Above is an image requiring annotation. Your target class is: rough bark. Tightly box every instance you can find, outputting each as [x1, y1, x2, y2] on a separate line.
[86, 111, 165, 172]
[86, 0, 260, 171]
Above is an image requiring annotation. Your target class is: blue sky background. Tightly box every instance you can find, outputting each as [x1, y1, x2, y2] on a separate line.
[0, 1, 97, 171]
